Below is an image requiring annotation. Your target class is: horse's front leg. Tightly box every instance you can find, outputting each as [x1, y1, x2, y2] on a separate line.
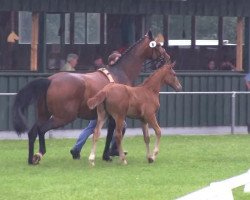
[147, 115, 161, 162]
[89, 104, 106, 166]
[114, 118, 127, 165]
[141, 122, 153, 163]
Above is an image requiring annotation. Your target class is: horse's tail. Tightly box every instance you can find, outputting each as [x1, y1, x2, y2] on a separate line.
[12, 78, 51, 135]
[87, 90, 107, 110]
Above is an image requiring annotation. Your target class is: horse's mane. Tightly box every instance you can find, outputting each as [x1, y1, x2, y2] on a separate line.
[140, 66, 167, 86]
[110, 35, 149, 68]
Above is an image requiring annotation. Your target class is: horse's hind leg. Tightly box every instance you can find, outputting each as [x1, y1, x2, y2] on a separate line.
[141, 122, 153, 163]
[89, 104, 107, 166]
[32, 115, 75, 165]
[33, 124, 47, 165]
[147, 115, 161, 162]
[114, 117, 127, 165]
[32, 103, 51, 165]
[28, 124, 38, 164]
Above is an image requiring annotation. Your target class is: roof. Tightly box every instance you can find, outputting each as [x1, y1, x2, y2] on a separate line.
[0, 0, 249, 17]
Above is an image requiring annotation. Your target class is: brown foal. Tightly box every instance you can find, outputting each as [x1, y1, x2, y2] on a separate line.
[87, 62, 182, 165]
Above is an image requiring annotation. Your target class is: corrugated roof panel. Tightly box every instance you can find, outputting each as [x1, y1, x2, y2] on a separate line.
[0, 0, 248, 17]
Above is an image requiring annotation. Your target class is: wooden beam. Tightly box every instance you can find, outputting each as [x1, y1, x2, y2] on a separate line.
[236, 17, 244, 71]
[30, 12, 39, 71]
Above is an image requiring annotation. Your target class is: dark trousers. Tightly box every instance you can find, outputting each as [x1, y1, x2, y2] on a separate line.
[108, 116, 126, 152]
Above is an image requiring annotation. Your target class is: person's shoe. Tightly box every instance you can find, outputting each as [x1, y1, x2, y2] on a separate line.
[70, 149, 80, 160]
[102, 153, 112, 162]
[109, 150, 128, 157]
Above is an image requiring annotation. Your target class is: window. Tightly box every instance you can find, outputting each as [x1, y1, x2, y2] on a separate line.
[196, 16, 218, 45]
[46, 14, 60, 44]
[18, 12, 102, 45]
[87, 13, 100, 44]
[169, 15, 191, 46]
[223, 17, 237, 44]
[104, 13, 107, 44]
[74, 13, 101, 44]
[18, 11, 32, 44]
[74, 13, 86, 44]
[65, 13, 70, 44]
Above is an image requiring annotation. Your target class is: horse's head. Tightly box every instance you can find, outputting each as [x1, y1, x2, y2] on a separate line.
[163, 62, 182, 92]
[143, 31, 171, 65]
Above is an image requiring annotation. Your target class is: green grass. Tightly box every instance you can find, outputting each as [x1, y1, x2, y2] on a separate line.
[1, 135, 250, 200]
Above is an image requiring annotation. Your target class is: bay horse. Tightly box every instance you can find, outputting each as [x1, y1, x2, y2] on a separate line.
[12, 31, 170, 165]
[87, 62, 182, 165]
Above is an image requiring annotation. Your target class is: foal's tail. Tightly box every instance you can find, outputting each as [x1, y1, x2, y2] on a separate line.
[87, 90, 107, 110]
[12, 78, 51, 135]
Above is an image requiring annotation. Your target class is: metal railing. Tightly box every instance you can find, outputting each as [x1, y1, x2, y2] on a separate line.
[1, 91, 250, 134]
[160, 91, 250, 134]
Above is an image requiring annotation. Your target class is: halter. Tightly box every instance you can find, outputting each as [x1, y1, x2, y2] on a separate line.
[143, 43, 168, 71]
[143, 55, 166, 72]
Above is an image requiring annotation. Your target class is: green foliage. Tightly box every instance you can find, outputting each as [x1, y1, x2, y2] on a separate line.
[0, 135, 250, 200]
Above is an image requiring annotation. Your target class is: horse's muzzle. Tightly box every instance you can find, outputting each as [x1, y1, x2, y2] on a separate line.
[175, 84, 182, 92]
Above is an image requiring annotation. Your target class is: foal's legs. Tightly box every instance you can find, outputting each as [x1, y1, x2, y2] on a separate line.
[141, 122, 154, 163]
[147, 115, 161, 161]
[114, 117, 127, 164]
[89, 105, 107, 166]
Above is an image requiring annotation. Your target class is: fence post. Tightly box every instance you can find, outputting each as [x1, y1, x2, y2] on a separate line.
[231, 92, 236, 134]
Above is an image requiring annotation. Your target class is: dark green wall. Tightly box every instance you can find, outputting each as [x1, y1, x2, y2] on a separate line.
[0, 72, 249, 131]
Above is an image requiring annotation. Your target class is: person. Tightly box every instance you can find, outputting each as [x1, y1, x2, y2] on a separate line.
[60, 53, 78, 71]
[219, 57, 235, 71]
[207, 60, 216, 70]
[93, 56, 105, 70]
[70, 51, 125, 159]
[245, 73, 250, 134]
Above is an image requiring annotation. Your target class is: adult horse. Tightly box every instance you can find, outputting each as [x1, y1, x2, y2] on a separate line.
[87, 62, 182, 166]
[13, 31, 169, 165]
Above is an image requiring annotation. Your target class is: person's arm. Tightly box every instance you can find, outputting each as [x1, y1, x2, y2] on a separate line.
[246, 81, 250, 90]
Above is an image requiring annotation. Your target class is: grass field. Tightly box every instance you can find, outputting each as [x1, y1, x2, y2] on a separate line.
[1, 135, 250, 200]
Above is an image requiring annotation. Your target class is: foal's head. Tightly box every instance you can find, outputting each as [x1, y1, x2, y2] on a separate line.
[162, 62, 182, 91]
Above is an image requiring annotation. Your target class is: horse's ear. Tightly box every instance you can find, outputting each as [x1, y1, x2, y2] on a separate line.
[146, 30, 154, 40]
[155, 33, 164, 46]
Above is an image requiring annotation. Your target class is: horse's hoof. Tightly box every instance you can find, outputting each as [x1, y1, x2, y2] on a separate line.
[148, 157, 154, 163]
[122, 160, 128, 165]
[89, 160, 95, 166]
[32, 153, 42, 165]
